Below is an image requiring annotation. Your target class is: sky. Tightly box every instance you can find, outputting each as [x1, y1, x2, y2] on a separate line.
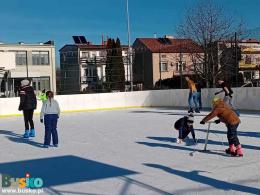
[0, 0, 260, 63]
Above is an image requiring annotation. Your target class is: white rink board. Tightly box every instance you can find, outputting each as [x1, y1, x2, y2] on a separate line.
[0, 88, 260, 116]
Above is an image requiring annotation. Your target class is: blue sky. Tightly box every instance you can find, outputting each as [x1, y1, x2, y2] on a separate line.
[0, 0, 259, 55]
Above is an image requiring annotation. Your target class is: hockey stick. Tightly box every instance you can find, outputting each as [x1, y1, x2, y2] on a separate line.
[204, 121, 214, 151]
[189, 139, 198, 156]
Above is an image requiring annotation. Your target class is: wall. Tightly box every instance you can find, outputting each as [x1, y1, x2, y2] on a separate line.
[0, 44, 56, 96]
[0, 87, 259, 116]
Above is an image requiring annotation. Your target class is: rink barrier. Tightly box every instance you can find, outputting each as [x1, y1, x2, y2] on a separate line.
[0, 106, 147, 118]
[0, 87, 260, 117]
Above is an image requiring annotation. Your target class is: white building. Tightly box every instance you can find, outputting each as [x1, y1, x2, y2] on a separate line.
[0, 41, 56, 97]
[59, 37, 129, 94]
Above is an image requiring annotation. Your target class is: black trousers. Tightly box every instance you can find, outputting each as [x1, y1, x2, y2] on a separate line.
[226, 124, 240, 146]
[23, 110, 34, 130]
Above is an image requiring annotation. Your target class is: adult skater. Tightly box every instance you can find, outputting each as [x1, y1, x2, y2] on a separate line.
[195, 81, 202, 110]
[215, 79, 234, 107]
[200, 97, 243, 157]
[185, 77, 199, 113]
[174, 114, 196, 144]
[18, 79, 37, 138]
[215, 79, 240, 116]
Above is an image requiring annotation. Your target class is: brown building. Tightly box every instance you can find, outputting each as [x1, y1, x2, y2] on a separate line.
[238, 39, 260, 83]
[132, 36, 203, 89]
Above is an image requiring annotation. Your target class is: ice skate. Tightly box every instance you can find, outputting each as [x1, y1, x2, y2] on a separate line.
[23, 130, 30, 138]
[29, 129, 35, 137]
[225, 144, 236, 156]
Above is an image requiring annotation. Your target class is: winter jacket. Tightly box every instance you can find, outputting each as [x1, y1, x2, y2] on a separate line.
[174, 116, 196, 141]
[220, 82, 233, 97]
[187, 80, 197, 93]
[37, 92, 47, 102]
[40, 98, 60, 120]
[18, 86, 37, 111]
[202, 100, 240, 125]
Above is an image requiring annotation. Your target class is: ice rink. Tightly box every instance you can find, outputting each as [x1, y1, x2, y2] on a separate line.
[0, 107, 260, 195]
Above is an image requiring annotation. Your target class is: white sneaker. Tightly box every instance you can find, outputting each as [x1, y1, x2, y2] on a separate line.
[176, 138, 183, 144]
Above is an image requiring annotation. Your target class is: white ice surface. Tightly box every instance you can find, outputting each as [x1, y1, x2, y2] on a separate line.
[0, 108, 259, 195]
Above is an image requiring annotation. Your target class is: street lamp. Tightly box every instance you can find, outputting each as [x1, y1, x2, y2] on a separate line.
[179, 61, 183, 89]
[126, 0, 133, 91]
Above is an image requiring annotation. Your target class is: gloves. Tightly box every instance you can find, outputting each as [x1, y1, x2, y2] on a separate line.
[200, 121, 205, 125]
[215, 119, 221, 124]
[40, 119, 43, 123]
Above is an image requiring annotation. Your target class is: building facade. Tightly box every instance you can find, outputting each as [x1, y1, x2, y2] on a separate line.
[238, 39, 260, 83]
[0, 41, 56, 97]
[59, 38, 129, 94]
[133, 36, 203, 89]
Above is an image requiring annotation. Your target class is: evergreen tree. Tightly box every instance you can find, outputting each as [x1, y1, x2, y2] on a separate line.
[105, 38, 113, 90]
[113, 38, 125, 91]
[105, 38, 125, 91]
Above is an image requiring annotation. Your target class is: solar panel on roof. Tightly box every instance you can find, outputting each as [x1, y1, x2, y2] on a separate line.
[164, 38, 172, 45]
[158, 38, 172, 45]
[73, 36, 81, 44]
[79, 36, 87, 44]
[158, 38, 165, 44]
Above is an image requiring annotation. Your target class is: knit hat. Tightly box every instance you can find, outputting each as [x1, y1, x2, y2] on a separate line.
[187, 114, 194, 123]
[21, 79, 30, 86]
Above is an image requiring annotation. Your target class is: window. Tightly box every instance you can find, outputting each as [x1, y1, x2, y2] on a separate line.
[31, 77, 50, 91]
[161, 54, 166, 58]
[176, 62, 186, 71]
[15, 51, 27, 65]
[32, 51, 49, 65]
[182, 62, 186, 71]
[81, 52, 89, 58]
[32, 81, 36, 90]
[160, 62, 168, 72]
[85, 68, 88, 77]
[93, 69, 97, 76]
[91, 53, 96, 58]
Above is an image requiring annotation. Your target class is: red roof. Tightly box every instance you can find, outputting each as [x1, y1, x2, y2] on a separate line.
[134, 38, 203, 53]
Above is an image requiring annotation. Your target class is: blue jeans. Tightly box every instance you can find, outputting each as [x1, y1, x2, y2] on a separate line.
[188, 92, 199, 110]
[44, 114, 59, 145]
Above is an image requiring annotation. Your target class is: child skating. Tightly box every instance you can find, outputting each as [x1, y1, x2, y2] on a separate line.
[174, 114, 196, 144]
[40, 91, 60, 148]
[200, 97, 243, 157]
